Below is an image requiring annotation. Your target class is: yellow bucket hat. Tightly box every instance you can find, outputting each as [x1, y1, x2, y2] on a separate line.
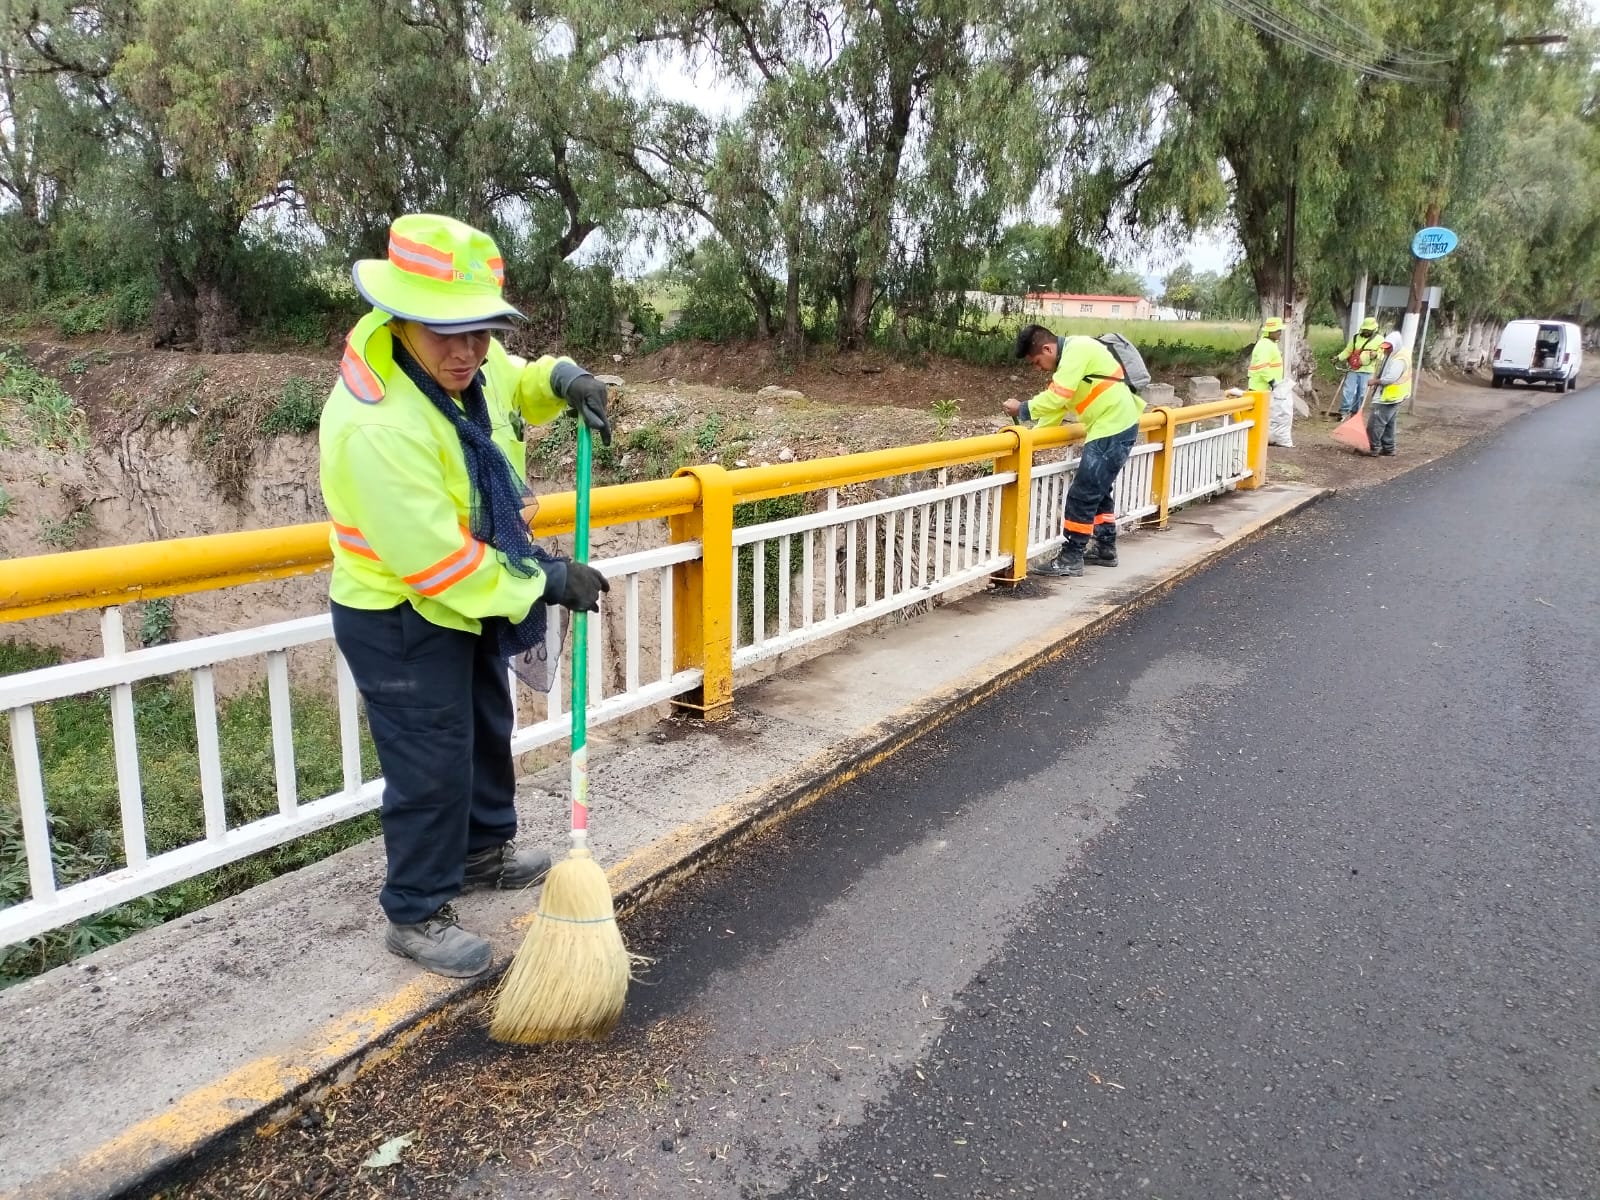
[1262, 317, 1285, 334]
[1360, 316, 1379, 331]
[352, 214, 523, 333]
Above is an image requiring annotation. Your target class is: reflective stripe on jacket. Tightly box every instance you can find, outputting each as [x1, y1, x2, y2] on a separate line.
[1024, 335, 1145, 443]
[317, 309, 573, 632]
[1247, 336, 1284, 392]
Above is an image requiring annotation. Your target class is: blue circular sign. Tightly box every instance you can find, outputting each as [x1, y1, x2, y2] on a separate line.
[1412, 226, 1459, 260]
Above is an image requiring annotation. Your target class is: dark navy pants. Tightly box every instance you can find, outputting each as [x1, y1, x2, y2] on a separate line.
[1063, 423, 1139, 551]
[331, 601, 517, 923]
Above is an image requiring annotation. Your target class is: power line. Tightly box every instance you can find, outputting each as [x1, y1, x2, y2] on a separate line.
[1215, 0, 1448, 81]
[1209, 0, 1449, 84]
[1287, 0, 1455, 67]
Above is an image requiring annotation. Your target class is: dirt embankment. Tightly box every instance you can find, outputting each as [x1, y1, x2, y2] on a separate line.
[2, 334, 1571, 667]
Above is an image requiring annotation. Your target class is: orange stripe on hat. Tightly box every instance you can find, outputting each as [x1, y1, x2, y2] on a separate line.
[487, 256, 505, 285]
[389, 232, 456, 282]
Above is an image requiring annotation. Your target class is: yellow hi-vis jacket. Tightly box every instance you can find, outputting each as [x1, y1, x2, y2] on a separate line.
[1335, 329, 1384, 375]
[1372, 348, 1412, 404]
[318, 309, 577, 633]
[1021, 335, 1145, 442]
[1247, 335, 1284, 392]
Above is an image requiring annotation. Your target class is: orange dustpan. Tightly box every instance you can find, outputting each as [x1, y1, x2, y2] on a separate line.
[1332, 406, 1370, 454]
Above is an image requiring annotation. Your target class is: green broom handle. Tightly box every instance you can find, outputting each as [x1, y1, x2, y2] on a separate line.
[570, 418, 592, 845]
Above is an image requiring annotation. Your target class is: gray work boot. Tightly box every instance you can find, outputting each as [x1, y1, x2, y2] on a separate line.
[1035, 546, 1085, 577]
[384, 903, 492, 978]
[463, 841, 553, 892]
[1083, 540, 1118, 568]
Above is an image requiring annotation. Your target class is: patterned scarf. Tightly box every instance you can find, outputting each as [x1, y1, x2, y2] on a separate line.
[393, 340, 562, 691]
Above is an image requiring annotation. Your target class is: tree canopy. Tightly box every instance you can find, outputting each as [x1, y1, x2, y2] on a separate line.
[1, 0, 1595, 354]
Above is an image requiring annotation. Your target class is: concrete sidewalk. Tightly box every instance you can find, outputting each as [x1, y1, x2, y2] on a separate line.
[0, 482, 1323, 1200]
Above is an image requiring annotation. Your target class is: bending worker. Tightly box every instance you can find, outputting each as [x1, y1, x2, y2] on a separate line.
[319, 213, 613, 978]
[1004, 324, 1145, 577]
[1248, 317, 1285, 394]
[1364, 330, 1412, 456]
[1332, 315, 1384, 420]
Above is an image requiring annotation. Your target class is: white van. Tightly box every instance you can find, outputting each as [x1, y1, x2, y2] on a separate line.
[1490, 319, 1583, 391]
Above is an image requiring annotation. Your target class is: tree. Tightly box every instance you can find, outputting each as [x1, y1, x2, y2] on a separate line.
[1045, 0, 1569, 375]
[603, 1, 1057, 351]
[1161, 263, 1198, 312]
[979, 222, 1117, 296]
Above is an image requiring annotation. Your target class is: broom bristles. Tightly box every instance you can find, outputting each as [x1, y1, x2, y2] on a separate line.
[489, 847, 629, 1044]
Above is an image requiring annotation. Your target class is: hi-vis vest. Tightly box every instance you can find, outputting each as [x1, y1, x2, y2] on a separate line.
[1248, 336, 1284, 392]
[1025, 335, 1145, 442]
[1375, 349, 1413, 404]
[318, 309, 573, 633]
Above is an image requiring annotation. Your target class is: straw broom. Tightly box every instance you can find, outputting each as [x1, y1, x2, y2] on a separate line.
[490, 418, 629, 1043]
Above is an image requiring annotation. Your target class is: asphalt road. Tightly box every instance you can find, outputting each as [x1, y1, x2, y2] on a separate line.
[464, 389, 1600, 1200]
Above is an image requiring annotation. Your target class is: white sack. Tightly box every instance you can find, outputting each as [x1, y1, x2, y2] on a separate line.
[1268, 379, 1296, 447]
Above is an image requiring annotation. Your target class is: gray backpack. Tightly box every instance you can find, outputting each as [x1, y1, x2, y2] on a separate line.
[1090, 332, 1152, 394]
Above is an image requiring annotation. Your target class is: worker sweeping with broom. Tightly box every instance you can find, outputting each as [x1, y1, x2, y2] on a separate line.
[319, 214, 616, 984]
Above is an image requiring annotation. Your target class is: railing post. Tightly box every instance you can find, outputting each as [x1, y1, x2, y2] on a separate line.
[1148, 408, 1177, 528]
[669, 464, 734, 720]
[991, 424, 1034, 585]
[1239, 388, 1270, 490]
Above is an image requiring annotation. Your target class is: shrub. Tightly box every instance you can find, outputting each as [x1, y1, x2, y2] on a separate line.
[260, 376, 323, 436]
[732, 494, 807, 639]
[657, 242, 760, 346]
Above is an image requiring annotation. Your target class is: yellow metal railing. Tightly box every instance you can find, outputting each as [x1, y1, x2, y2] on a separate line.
[0, 390, 1268, 714]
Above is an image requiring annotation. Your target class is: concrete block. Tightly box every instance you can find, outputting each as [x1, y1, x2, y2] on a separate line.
[1141, 382, 1177, 407]
[1187, 376, 1223, 404]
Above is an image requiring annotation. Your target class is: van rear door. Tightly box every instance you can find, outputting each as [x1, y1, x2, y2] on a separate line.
[1493, 320, 1539, 373]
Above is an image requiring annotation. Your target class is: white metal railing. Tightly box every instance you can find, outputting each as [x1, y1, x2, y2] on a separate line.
[510, 541, 704, 755]
[1027, 442, 1162, 559]
[733, 472, 1011, 668]
[1, 411, 1258, 947]
[1170, 416, 1253, 507]
[0, 545, 701, 947]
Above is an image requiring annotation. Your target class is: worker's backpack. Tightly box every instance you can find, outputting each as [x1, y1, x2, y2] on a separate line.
[1090, 332, 1151, 394]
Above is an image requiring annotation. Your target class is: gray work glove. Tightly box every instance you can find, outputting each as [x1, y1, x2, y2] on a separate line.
[564, 374, 613, 446]
[539, 558, 609, 613]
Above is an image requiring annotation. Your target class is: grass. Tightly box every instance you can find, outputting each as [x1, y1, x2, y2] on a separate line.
[0, 640, 381, 986]
[0, 347, 89, 452]
[38, 508, 93, 549]
[259, 375, 323, 436]
[528, 411, 752, 486]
